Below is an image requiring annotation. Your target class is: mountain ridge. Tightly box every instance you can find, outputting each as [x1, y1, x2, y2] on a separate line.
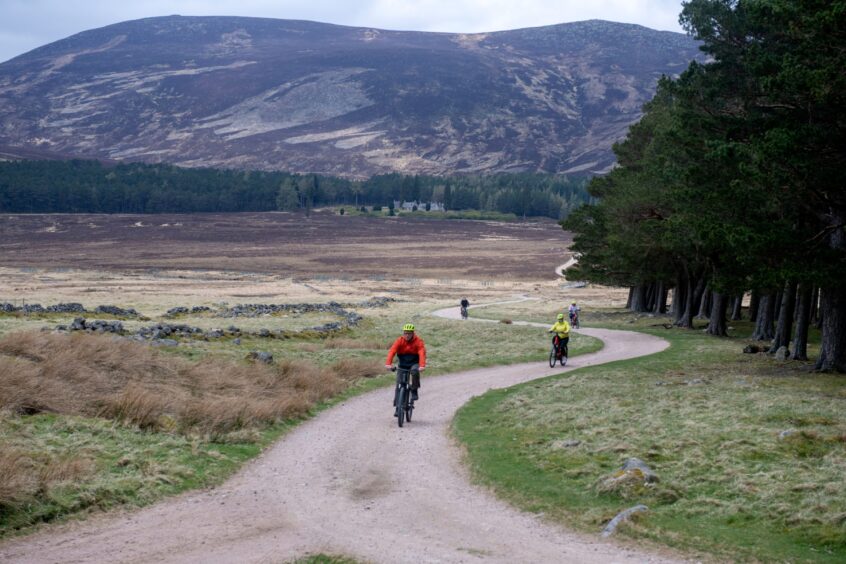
[0, 16, 702, 177]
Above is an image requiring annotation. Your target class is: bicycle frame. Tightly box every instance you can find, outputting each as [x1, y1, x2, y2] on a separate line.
[392, 366, 415, 426]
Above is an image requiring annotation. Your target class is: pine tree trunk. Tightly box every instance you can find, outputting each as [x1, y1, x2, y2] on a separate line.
[772, 280, 797, 354]
[730, 294, 744, 320]
[748, 291, 760, 322]
[652, 281, 668, 314]
[815, 284, 846, 372]
[672, 273, 687, 321]
[810, 286, 820, 325]
[677, 276, 706, 329]
[697, 288, 711, 319]
[751, 293, 776, 341]
[630, 285, 650, 312]
[772, 290, 783, 323]
[706, 292, 729, 336]
[626, 287, 634, 310]
[793, 284, 812, 361]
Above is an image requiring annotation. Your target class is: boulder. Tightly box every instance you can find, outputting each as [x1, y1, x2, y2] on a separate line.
[601, 504, 649, 537]
[247, 351, 273, 364]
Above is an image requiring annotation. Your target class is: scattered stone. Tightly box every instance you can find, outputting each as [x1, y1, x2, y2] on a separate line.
[774, 346, 789, 360]
[46, 303, 86, 313]
[621, 458, 659, 483]
[552, 439, 581, 449]
[233, 338, 241, 345]
[778, 429, 797, 440]
[684, 378, 708, 385]
[358, 296, 397, 308]
[247, 351, 273, 364]
[152, 339, 179, 347]
[66, 317, 124, 333]
[94, 305, 138, 317]
[597, 458, 659, 496]
[601, 505, 649, 537]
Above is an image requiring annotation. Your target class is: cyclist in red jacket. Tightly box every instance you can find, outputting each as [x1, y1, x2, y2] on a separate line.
[385, 323, 427, 400]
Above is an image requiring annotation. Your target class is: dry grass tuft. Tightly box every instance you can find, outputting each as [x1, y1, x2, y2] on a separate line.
[324, 338, 384, 350]
[0, 449, 38, 507]
[331, 358, 383, 380]
[0, 331, 374, 437]
[0, 448, 94, 509]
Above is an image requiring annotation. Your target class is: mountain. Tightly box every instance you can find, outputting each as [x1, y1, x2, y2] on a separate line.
[0, 16, 702, 177]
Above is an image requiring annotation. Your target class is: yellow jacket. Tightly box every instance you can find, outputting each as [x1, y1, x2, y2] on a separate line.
[549, 321, 570, 338]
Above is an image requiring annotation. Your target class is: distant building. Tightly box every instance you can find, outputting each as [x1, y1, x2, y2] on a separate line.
[392, 200, 444, 211]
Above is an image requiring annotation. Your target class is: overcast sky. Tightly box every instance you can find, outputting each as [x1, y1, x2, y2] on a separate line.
[0, 0, 689, 63]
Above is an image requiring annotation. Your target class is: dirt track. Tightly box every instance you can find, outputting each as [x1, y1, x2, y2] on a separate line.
[0, 305, 677, 563]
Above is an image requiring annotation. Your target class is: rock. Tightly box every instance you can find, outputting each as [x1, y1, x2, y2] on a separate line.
[684, 378, 708, 385]
[233, 338, 241, 345]
[46, 303, 86, 313]
[552, 439, 581, 449]
[778, 429, 797, 440]
[774, 345, 789, 360]
[94, 305, 138, 317]
[601, 505, 649, 537]
[621, 458, 659, 483]
[152, 339, 179, 347]
[247, 351, 273, 364]
[597, 458, 659, 496]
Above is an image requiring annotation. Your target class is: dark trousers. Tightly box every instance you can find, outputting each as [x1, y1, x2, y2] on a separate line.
[398, 363, 421, 390]
[553, 335, 569, 355]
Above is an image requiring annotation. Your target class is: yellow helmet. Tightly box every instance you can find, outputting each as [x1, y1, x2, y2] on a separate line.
[403, 323, 415, 332]
[557, 313, 564, 320]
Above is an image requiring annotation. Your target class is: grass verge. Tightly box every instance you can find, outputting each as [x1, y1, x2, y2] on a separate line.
[453, 318, 845, 562]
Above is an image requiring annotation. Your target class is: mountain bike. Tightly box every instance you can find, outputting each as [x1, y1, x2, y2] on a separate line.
[392, 366, 415, 427]
[548, 336, 568, 367]
[570, 311, 580, 329]
[460, 305, 468, 320]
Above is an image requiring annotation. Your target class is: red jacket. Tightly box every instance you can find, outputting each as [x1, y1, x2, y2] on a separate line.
[386, 335, 426, 368]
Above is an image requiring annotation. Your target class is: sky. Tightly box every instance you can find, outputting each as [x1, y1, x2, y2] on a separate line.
[0, 0, 689, 63]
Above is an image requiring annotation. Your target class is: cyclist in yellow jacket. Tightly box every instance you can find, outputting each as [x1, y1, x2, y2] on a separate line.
[548, 313, 571, 358]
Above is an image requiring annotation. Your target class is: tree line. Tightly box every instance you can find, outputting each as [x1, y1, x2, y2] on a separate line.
[563, 0, 846, 372]
[0, 159, 589, 220]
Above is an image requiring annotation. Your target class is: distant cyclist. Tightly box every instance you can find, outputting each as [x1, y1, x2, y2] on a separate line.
[460, 298, 470, 320]
[385, 323, 427, 400]
[568, 302, 580, 328]
[548, 313, 571, 358]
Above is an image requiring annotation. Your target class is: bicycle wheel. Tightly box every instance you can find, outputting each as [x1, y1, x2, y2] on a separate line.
[396, 388, 406, 427]
[549, 345, 557, 368]
[405, 399, 413, 422]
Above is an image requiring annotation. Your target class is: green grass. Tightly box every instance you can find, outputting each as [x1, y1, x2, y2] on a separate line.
[453, 312, 845, 562]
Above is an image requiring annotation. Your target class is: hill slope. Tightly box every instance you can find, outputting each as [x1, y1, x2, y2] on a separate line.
[0, 16, 701, 176]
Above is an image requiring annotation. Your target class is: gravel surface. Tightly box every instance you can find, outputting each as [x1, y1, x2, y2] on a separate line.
[0, 303, 681, 564]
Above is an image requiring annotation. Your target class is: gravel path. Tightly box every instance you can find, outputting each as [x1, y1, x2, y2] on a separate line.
[0, 302, 678, 564]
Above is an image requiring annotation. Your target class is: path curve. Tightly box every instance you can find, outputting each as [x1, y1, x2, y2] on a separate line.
[0, 303, 674, 564]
